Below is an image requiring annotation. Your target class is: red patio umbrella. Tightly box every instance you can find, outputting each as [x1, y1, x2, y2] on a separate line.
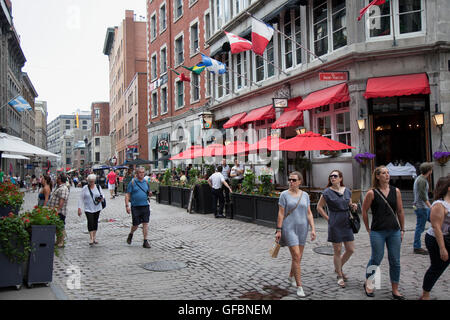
[203, 143, 226, 157]
[224, 140, 250, 156]
[248, 136, 287, 152]
[170, 145, 204, 160]
[278, 131, 354, 152]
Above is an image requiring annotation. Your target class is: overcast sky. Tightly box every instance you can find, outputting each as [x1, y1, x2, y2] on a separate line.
[12, 0, 147, 123]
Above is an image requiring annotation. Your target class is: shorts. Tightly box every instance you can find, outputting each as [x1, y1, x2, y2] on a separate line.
[131, 206, 150, 226]
[108, 183, 115, 190]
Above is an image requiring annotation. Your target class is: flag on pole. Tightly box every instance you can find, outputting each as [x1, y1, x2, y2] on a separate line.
[182, 63, 206, 75]
[201, 54, 226, 75]
[76, 113, 80, 128]
[358, 0, 387, 21]
[225, 31, 253, 54]
[7, 96, 32, 112]
[179, 73, 191, 82]
[251, 18, 274, 55]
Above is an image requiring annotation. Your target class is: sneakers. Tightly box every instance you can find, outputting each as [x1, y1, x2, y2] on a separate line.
[296, 286, 305, 297]
[288, 276, 297, 287]
[143, 240, 151, 248]
[126, 233, 133, 245]
[414, 248, 429, 255]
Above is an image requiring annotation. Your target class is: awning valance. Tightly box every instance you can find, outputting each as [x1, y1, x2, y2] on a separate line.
[297, 83, 349, 111]
[240, 105, 275, 125]
[151, 136, 158, 150]
[363, 73, 430, 99]
[271, 109, 304, 129]
[223, 112, 247, 129]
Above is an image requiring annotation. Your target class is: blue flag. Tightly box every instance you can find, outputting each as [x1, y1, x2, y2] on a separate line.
[201, 54, 226, 75]
[8, 96, 32, 112]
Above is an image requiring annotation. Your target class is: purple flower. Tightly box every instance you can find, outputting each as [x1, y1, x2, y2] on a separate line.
[354, 152, 376, 164]
[433, 151, 450, 160]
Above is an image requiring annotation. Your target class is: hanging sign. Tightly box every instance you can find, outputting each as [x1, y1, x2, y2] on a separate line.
[158, 139, 169, 154]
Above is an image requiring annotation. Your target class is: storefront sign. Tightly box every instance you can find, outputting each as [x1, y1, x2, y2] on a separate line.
[319, 72, 349, 81]
[273, 98, 288, 108]
[158, 139, 169, 154]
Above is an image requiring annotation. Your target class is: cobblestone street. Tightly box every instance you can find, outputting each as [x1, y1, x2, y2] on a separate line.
[3, 187, 449, 301]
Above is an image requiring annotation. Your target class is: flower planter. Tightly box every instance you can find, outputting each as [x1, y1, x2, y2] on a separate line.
[170, 186, 183, 208]
[231, 193, 255, 223]
[194, 184, 214, 214]
[0, 251, 23, 290]
[254, 195, 279, 227]
[159, 185, 171, 205]
[0, 206, 20, 218]
[437, 156, 449, 166]
[24, 225, 56, 288]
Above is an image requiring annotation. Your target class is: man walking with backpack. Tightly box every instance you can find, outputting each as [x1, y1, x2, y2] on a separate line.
[125, 167, 152, 248]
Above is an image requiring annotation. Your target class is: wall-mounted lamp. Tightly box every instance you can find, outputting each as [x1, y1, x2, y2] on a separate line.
[357, 119, 366, 131]
[296, 126, 307, 135]
[432, 112, 445, 128]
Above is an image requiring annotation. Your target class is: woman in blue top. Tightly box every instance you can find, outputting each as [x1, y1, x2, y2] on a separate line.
[275, 171, 316, 297]
[317, 170, 358, 288]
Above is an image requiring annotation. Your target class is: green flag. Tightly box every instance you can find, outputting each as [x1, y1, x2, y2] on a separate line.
[182, 63, 206, 75]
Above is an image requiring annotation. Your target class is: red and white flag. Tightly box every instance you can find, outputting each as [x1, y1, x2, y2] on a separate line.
[358, 0, 387, 21]
[251, 18, 274, 56]
[225, 31, 252, 54]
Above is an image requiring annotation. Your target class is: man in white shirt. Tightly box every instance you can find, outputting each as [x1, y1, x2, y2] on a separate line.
[208, 166, 232, 218]
[230, 159, 244, 185]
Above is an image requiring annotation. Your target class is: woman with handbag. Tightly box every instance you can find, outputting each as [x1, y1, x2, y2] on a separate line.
[275, 171, 316, 297]
[420, 175, 450, 300]
[362, 166, 406, 300]
[78, 174, 105, 246]
[317, 170, 358, 288]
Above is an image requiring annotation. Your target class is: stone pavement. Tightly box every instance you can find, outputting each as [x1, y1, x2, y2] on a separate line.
[0, 187, 448, 301]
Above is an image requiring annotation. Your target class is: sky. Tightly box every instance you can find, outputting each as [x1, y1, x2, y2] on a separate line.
[11, 0, 147, 123]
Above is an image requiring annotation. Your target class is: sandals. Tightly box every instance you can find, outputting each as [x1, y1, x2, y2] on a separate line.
[335, 270, 348, 281]
[337, 277, 346, 288]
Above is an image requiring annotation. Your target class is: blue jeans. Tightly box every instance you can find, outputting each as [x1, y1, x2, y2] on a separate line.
[414, 208, 429, 249]
[366, 230, 401, 284]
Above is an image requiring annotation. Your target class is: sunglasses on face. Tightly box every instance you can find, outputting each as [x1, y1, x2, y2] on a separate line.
[329, 174, 339, 179]
[288, 178, 298, 182]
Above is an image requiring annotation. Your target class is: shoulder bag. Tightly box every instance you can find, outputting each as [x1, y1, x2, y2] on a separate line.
[132, 178, 152, 202]
[348, 206, 361, 233]
[88, 185, 106, 209]
[373, 188, 401, 229]
[270, 191, 303, 258]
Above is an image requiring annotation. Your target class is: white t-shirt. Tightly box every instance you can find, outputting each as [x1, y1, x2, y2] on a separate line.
[209, 172, 225, 189]
[427, 200, 450, 237]
[231, 165, 244, 180]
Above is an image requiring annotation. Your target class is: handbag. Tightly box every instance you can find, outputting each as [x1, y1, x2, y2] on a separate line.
[269, 191, 303, 258]
[348, 207, 361, 233]
[374, 188, 401, 229]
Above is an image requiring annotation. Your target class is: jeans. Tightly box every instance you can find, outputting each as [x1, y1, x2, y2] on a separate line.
[366, 229, 401, 284]
[422, 233, 449, 292]
[414, 208, 430, 249]
[212, 188, 224, 217]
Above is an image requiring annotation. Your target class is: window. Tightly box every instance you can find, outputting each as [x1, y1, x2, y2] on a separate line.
[161, 86, 168, 114]
[176, 81, 184, 109]
[235, 52, 247, 90]
[191, 73, 200, 102]
[160, 3, 167, 31]
[151, 53, 158, 80]
[204, 12, 211, 40]
[82, 120, 87, 125]
[66, 142, 71, 147]
[95, 138, 100, 146]
[151, 13, 157, 40]
[205, 72, 211, 97]
[95, 123, 100, 133]
[66, 120, 70, 124]
[152, 92, 158, 117]
[313, 102, 351, 156]
[282, 8, 302, 70]
[95, 109, 100, 119]
[312, 0, 347, 57]
[175, 35, 184, 65]
[80, 150, 84, 155]
[190, 22, 199, 55]
[66, 158, 71, 165]
[254, 39, 274, 82]
[366, 0, 425, 40]
[160, 46, 167, 74]
[82, 126, 87, 130]
[95, 152, 100, 162]
[174, 0, 183, 20]
[215, 0, 222, 31]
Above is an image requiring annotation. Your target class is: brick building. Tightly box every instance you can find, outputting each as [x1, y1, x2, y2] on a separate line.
[146, 0, 211, 171]
[103, 10, 148, 165]
[90, 102, 111, 165]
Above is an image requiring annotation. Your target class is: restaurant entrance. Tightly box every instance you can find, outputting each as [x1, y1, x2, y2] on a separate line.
[369, 95, 430, 190]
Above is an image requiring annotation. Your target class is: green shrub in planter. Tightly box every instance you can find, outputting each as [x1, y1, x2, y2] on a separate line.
[0, 213, 31, 264]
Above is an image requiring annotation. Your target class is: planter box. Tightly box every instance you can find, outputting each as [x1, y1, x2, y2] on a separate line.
[254, 195, 279, 227]
[181, 188, 193, 209]
[25, 225, 56, 288]
[159, 185, 171, 205]
[149, 182, 160, 195]
[0, 252, 23, 290]
[231, 193, 255, 223]
[170, 187, 183, 208]
[0, 206, 20, 218]
[194, 184, 214, 214]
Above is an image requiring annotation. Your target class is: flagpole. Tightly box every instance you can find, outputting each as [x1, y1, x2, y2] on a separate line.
[390, 0, 397, 46]
[225, 66, 262, 88]
[255, 53, 290, 76]
[246, 12, 327, 64]
[0, 94, 20, 111]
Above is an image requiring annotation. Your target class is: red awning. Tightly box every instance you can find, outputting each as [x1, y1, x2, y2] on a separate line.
[364, 73, 430, 99]
[223, 112, 247, 129]
[297, 83, 350, 111]
[240, 105, 275, 125]
[272, 109, 304, 129]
